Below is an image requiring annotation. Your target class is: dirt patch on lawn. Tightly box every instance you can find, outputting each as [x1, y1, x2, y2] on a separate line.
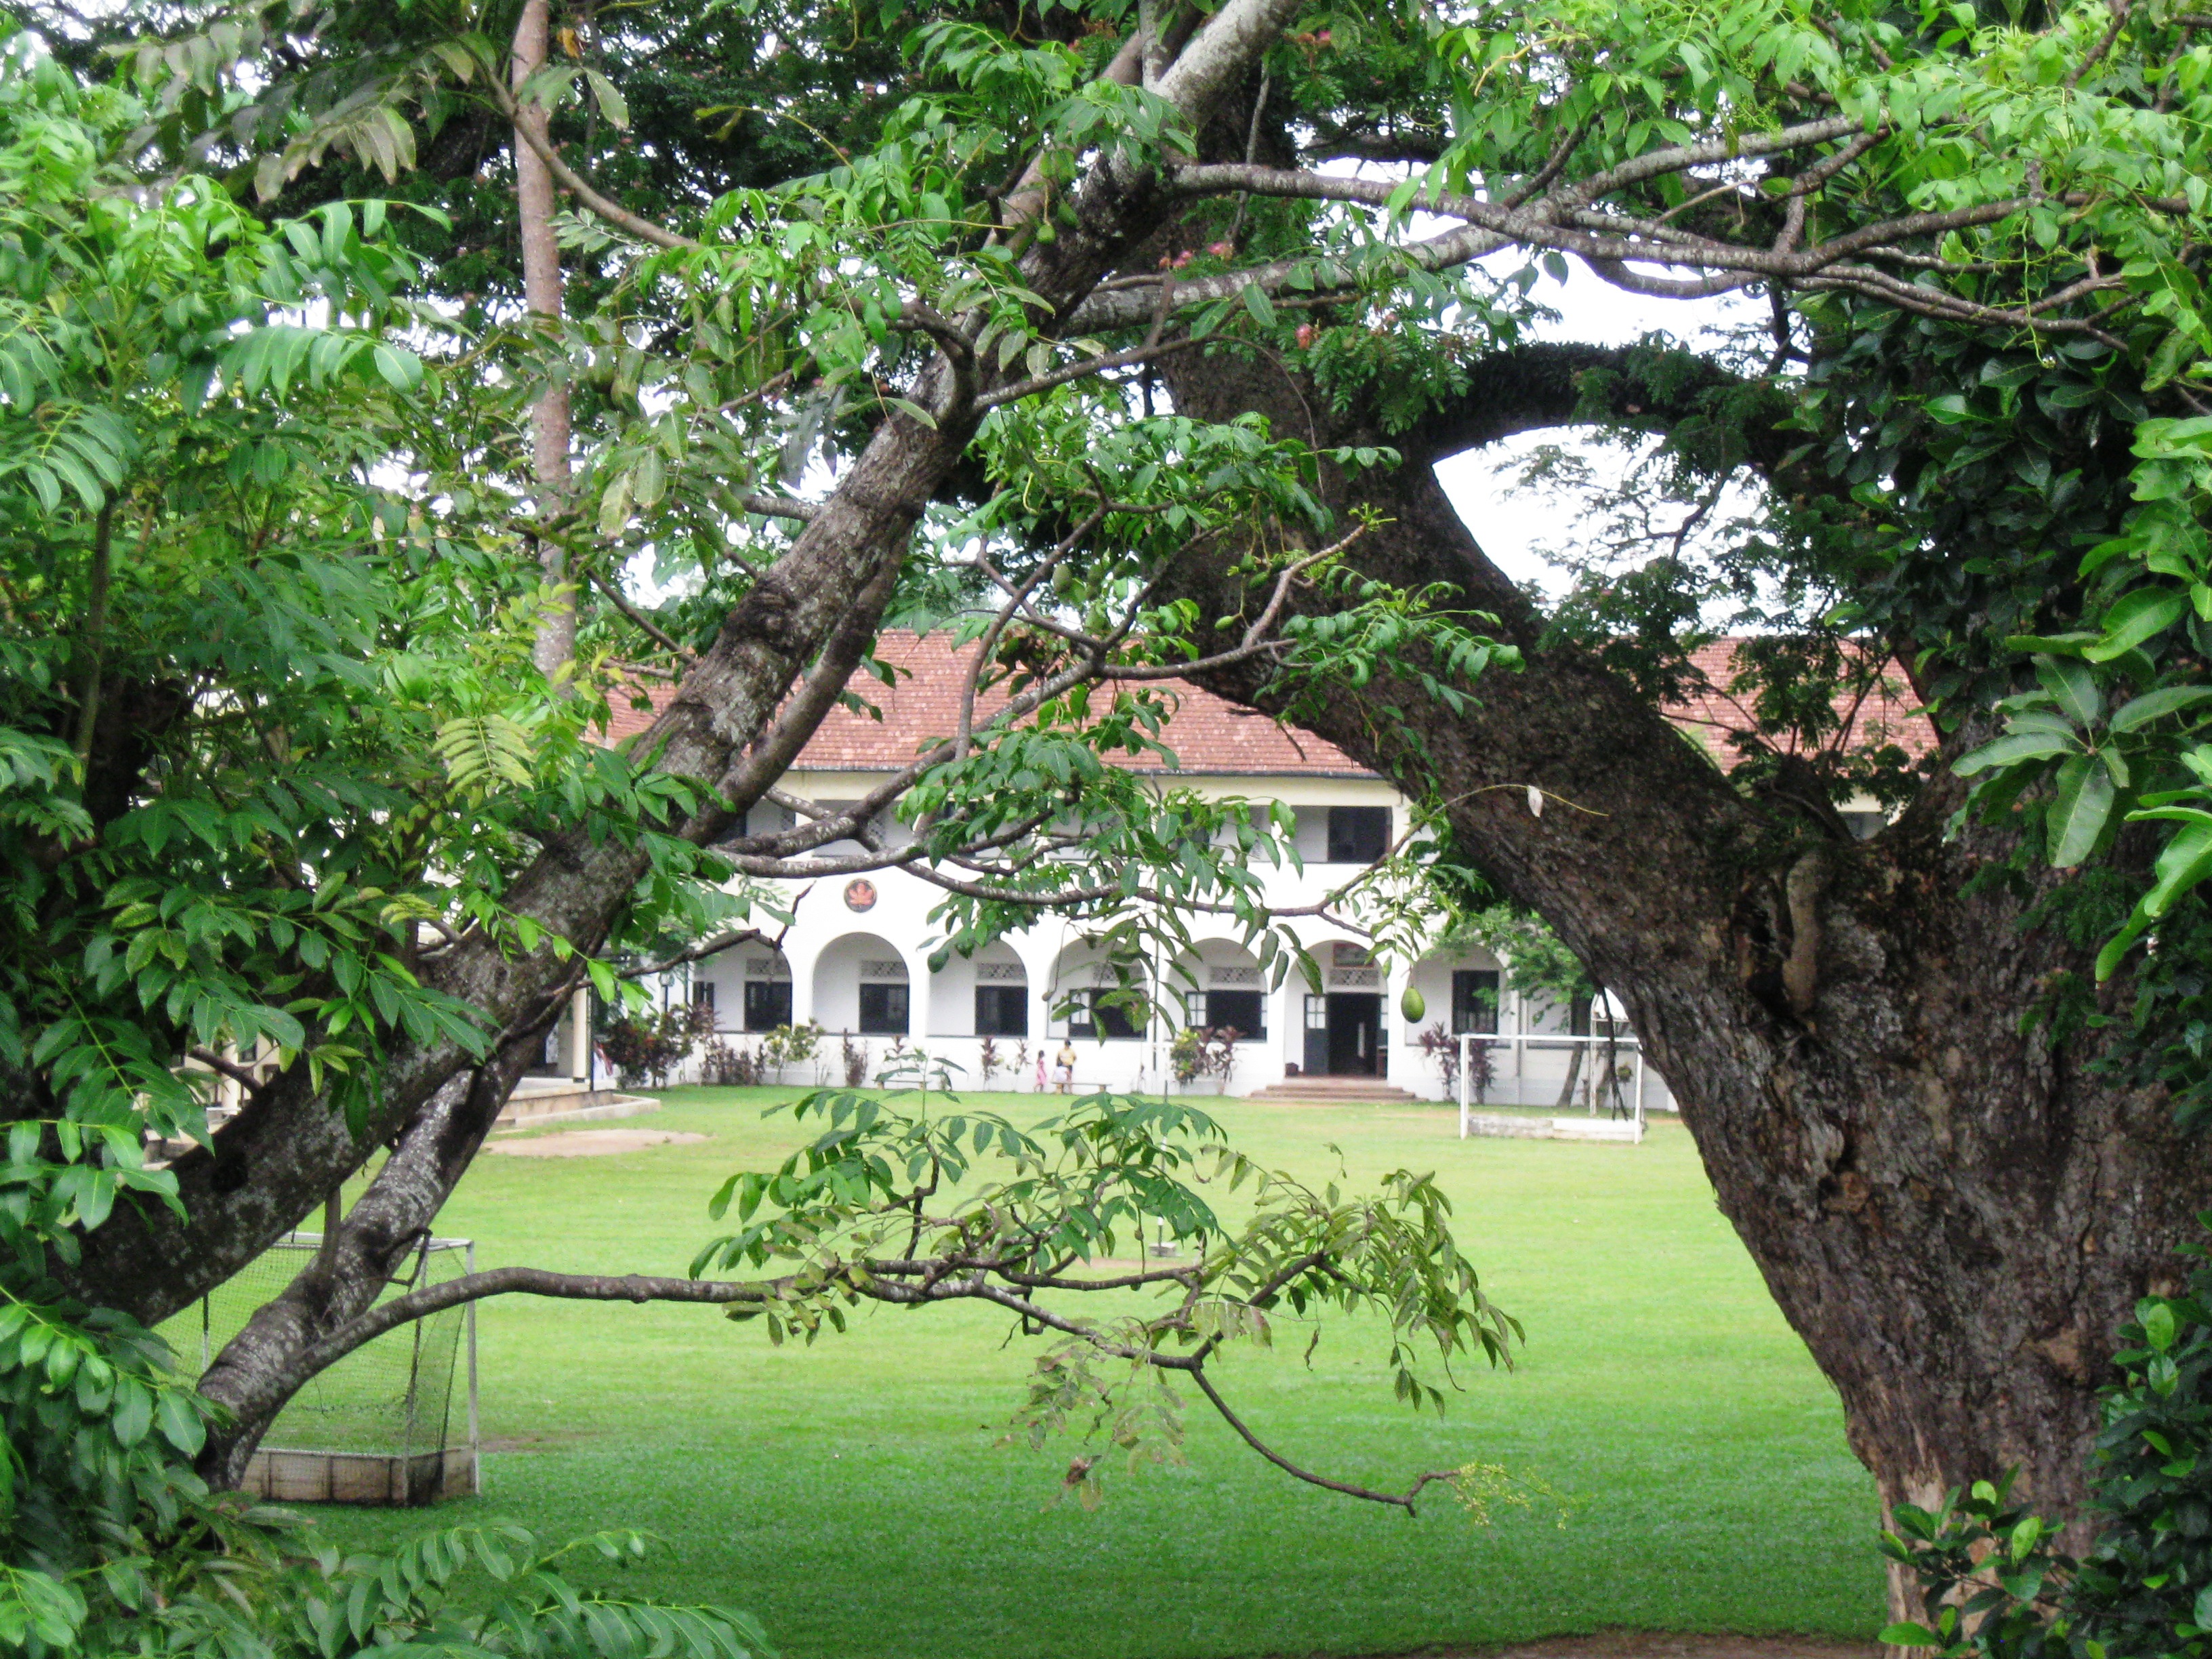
[478, 1431, 596, 1454]
[1276, 1635, 1872, 1659]
[485, 1129, 708, 1158]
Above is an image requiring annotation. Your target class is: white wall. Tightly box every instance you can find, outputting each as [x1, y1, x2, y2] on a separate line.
[646, 766, 1672, 1109]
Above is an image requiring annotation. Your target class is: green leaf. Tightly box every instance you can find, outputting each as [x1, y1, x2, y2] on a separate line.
[2143, 818, 2212, 919]
[2035, 657, 2102, 729]
[109, 1378, 152, 1447]
[2111, 686, 2212, 733]
[371, 344, 422, 392]
[1877, 1624, 1944, 1647]
[2085, 588, 2188, 661]
[2102, 817, 2212, 978]
[2049, 753, 2116, 867]
[433, 714, 536, 790]
[154, 1387, 205, 1454]
[582, 68, 630, 130]
[1955, 730, 2078, 775]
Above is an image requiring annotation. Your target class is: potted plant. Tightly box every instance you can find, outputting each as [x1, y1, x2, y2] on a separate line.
[1206, 1025, 1244, 1092]
[1172, 1027, 1236, 1094]
[1169, 1028, 1208, 1093]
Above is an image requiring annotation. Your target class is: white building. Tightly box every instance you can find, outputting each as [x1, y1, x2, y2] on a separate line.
[558, 632, 1685, 1108]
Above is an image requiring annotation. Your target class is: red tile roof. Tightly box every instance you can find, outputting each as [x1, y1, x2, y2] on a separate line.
[600, 632, 1935, 776]
[1672, 639, 1935, 763]
[600, 630, 1374, 776]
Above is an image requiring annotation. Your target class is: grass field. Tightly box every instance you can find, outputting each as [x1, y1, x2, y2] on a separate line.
[291, 1087, 1884, 1659]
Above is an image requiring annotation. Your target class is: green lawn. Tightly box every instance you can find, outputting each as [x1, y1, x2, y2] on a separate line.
[295, 1088, 1883, 1659]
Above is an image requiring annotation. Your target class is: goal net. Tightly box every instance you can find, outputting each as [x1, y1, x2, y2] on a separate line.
[178, 1233, 478, 1501]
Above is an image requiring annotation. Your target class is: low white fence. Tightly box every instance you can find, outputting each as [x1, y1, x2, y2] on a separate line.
[1456, 1031, 1652, 1141]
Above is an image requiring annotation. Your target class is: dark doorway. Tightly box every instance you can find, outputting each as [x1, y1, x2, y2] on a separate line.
[1325, 993, 1382, 1076]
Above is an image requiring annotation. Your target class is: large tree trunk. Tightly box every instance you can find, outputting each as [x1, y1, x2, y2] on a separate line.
[1156, 346, 2212, 1607]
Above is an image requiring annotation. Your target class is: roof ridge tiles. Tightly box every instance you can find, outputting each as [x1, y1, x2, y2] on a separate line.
[598, 630, 1934, 773]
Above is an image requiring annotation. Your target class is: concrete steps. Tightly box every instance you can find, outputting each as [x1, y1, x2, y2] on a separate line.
[1246, 1077, 1421, 1105]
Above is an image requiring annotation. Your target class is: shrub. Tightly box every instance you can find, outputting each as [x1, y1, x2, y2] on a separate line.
[1881, 1227, 2212, 1659]
[842, 1029, 867, 1088]
[1169, 1027, 1241, 1088]
[1416, 1024, 1494, 1100]
[762, 1020, 825, 1084]
[1169, 1028, 1206, 1086]
[1206, 1026, 1242, 1085]
[600, 999, 718, 1088]
[701, 1037, 765, 1087]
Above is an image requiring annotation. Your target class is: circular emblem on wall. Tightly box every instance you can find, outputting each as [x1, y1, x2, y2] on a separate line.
[843, 878, 878, 912]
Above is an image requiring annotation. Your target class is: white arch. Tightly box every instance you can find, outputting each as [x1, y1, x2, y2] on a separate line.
[1042, 937, 1149, 1042]
[811, 930, 918, 1039]
[1168, 938, 1268, 1033]
[926, 938, 1029, 1037]
[693, 939, 793, 1033]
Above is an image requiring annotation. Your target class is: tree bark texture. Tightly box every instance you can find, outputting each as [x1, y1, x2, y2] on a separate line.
[41, 0, 1313, 1479]
[510, 0, 577, 679]
[1154, 344, 2212, 1602]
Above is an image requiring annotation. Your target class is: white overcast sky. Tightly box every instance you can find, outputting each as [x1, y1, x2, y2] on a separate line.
[1433, 262, 1757, 599]
[648, 260, 1757, 607]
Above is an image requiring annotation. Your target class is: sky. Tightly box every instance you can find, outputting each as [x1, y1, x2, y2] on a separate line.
[646, 257, 1761, 609]
[1432, 262, 1759, 597]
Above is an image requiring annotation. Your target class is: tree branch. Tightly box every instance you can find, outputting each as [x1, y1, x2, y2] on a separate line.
[479, 43, 699, 252]
[588, 569, 692, 663]
[736, 493, 819, 523]
[188, 1048, 266, 1100]
[289, 1250, 1467, 1515]
[619, 926, 774, 981]
[1185, 1366, 1460, 1512]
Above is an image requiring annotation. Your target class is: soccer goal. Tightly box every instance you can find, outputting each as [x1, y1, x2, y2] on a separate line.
[190, 1232, 480, 1507]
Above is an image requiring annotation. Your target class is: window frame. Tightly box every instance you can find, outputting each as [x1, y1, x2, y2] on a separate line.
[974, 983, 1029, 1038]
[1450, 970, 1499, 1036]
[1205, 988, 1265, 1038]
[742, 979, 792, 1032]
[1324, 805, 1392, 864]
[857, 981, 910, 1036]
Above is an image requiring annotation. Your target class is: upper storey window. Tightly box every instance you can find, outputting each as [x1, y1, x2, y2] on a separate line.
[1325, 806, 1391, 864]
